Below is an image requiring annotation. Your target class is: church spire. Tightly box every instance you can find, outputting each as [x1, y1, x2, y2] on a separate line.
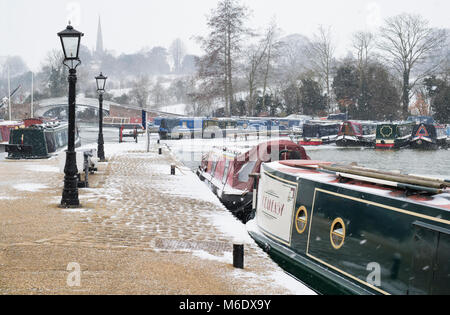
[96, 16, 104, 55]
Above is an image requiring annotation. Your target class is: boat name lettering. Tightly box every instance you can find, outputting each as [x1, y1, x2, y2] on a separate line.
[262, 195, 285, 216]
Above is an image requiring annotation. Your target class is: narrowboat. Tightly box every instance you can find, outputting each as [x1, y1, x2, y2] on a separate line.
[158, 118, 181, 140]
[375, 122, 414, 149]
[6, 120, 81, 159]
[196, 140, 310, 221]
[336, 121, 377, 147]
[299, 121, 341, 146]
[159, 118, 237, 140]
[407, 115, 435, 125]
[247, 160, 450, 295]
[0, 120, 23, 152]
[410, 123, 449, 150]
[327, 113, 348, 121]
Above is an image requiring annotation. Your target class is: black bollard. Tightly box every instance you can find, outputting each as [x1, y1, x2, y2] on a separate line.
[233, 244, 244, 269]
[158, 147, 162, 155]
[171, 164, 176, 175]
[157, 139, 160, 144]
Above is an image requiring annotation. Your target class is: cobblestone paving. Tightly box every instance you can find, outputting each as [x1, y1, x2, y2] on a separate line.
[0, 142, 314, 295]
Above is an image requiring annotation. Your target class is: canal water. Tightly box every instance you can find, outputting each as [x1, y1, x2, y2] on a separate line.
[167, 137, 450, 179]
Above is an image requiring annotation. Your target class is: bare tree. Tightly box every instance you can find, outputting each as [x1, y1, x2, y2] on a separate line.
[261, 20, 282, 112]
[170, 38, 187, 74]
[129, 75, 151, 109]
[306, 25, 336, 112]
[378, 13, 448, 118]
[197, 0, 251, 116]
[352, 31, 375, 114]
[244, 34, 269, 116]
[353, 31, 375, 71]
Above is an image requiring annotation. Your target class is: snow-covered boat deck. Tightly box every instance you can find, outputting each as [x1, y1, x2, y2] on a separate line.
[0, 135, 314, 295]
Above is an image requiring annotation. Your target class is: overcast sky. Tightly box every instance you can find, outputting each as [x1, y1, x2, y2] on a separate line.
[1, 0, 449, 71]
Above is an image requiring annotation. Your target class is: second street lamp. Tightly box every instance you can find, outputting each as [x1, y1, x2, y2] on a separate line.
[58, 23, 83, 208]
[95, 72, 107, 162]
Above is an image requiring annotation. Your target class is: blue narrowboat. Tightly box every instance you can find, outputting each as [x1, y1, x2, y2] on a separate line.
[299, 121, 341, 146]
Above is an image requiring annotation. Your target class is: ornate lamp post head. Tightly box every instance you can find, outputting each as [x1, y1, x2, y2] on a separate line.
[57, 23, 84, 69]
[95, 72, 107, 94]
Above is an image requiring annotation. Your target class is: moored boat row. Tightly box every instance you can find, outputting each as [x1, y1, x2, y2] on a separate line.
[154, 115, 449, 150]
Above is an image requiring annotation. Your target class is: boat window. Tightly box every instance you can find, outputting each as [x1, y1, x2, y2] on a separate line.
[56, 132, 64, 147]
[222, 159, 230, 184]
[330, 218, 346, 250]
[211, 160, 218, 177]
[295, 206, 308, 234]
[362, 124, 376, 135]
[45, 132, 56, 153]
[237, 161, 257, 182]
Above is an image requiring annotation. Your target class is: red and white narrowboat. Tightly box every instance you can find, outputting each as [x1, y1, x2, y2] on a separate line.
[197, 140, 310, 221]
[336, 121, 377, 147]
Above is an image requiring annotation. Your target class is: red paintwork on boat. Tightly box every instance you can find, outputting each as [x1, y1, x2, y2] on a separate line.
[0, 122, 23, 143]
[376, 143, 394, 148]
[338, 121, 363, 137]
[200, 140, 310, 194]
[299, 141, 323, 146]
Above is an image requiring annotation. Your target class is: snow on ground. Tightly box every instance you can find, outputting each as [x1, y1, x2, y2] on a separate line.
[24, 165, 60, 173]
[12, 183, 48, 192]
[206, 212, 254, 244]
[39, 133, 316, 295]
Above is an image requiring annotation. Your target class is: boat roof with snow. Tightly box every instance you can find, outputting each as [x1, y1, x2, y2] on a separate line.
[265, 160, 450, 211]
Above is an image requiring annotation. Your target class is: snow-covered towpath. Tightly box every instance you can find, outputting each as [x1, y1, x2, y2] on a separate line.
[0, 135, 315, 295]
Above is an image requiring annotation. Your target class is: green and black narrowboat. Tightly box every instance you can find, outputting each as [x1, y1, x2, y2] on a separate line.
[6, 121, 81, 159]
[410, 123, 449, 150]
[247, 160, 450, 295]
[375, 122, 414, 149]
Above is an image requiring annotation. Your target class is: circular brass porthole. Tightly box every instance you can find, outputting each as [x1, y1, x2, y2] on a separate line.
[295, 206, 308, 234]
[330, 218, 346, 250]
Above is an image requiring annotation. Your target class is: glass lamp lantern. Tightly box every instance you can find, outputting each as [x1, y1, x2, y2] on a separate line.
[57, 23, 84, 66]
[95, 73, 107, 93]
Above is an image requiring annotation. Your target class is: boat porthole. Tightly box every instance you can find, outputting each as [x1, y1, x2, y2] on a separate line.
[295, 206, 308, 234]
[330, 218, 346, 250]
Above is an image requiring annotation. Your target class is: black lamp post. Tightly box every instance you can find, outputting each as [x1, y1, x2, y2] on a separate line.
[58, 23, 83, 208]
[95, 72, 107, 162]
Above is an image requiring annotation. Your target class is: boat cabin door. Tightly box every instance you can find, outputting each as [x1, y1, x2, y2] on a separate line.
[408, 221, 450, 295]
